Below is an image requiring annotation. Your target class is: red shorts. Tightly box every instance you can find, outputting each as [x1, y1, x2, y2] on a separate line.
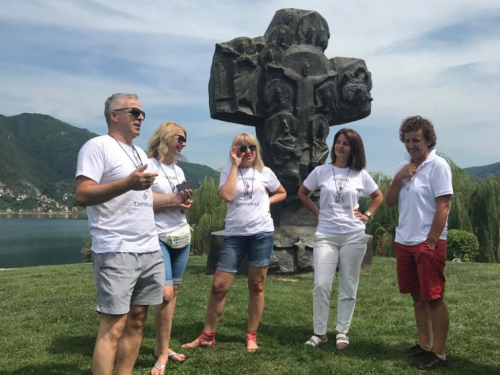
[395, 240, 447, 301]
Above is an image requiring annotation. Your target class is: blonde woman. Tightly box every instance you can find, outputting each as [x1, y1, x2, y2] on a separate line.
[182, 133, 286, 352]
[147, 121, 193, 375]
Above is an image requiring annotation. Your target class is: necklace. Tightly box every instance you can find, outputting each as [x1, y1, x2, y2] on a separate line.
[109, 135, 143, 169]
[332, 165, 350, 203]
[159, 160, 179, 193]
[238, 167, 255, 199]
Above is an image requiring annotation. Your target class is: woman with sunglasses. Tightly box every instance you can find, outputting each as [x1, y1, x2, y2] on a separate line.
[147, 122, 192, 375]
[182, 132, 286, 352]
[298, 128, 383, 350]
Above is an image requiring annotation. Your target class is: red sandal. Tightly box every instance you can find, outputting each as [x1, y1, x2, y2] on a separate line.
[245, 330, 258, 351]
[198, 331, 216, 347]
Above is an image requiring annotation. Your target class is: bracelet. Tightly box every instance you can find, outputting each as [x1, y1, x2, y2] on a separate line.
[365, 210, 373, 220]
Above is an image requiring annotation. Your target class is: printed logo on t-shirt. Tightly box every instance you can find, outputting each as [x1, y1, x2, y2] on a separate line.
[327, 203, 352, 210]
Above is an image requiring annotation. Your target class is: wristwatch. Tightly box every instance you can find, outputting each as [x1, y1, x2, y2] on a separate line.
[365, 210, 373, 220]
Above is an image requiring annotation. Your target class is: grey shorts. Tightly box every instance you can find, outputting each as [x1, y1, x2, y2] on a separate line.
[92, 250, 165, 315]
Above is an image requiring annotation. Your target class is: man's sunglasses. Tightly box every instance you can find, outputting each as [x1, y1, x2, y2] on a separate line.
[114, 107, 146, 119]
[174, 135, 187, 144]
[239, 145, 257, 153]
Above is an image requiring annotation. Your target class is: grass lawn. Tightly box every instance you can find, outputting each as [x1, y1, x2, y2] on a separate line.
[0, 256, 499, 375]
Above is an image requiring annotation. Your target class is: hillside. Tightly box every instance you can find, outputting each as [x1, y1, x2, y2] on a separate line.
[0, 113, 219, 209]
[464, 162, 500, 179]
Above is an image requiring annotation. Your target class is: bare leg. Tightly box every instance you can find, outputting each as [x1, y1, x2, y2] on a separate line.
[115, 305, 148, 375]
[411, 293, 432, 351]
[428, 298, 449, 356]
[246, 266, 268, 352]
[152, 285, 177, 374]
[182, 270, 235, 348]
[92, 313, 128, 375]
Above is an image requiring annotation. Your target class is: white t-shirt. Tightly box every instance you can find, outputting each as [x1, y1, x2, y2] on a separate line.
[149, 158, 188, 236]
[303, 164, 378, 235]
[219, 166, 281, 235]
[395, 150, 453, 245]
[75, 135, 159, 254]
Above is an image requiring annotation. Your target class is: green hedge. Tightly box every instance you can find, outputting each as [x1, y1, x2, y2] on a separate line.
[447, 229, 479, 262]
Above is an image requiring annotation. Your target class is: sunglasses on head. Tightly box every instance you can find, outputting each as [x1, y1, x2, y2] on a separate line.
[239, 145, 257, 153]
[114, 107, 146, 119]
[174, 134, 187, 144]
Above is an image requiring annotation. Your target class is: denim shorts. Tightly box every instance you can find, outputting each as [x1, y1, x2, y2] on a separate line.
[217, 232, 274, 273]
[159, 240, 190, 286]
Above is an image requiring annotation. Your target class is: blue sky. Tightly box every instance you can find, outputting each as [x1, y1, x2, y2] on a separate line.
[1, 0, 499, 175]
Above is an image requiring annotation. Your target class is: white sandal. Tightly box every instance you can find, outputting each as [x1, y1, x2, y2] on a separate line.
[305, 335, 328, 347]
[151, 364, 166, 375]
[336, 333, 349, 349]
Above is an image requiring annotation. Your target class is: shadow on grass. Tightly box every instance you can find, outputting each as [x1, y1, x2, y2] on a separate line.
[0, 362, 91, 375]
[48, 334, 95, 357]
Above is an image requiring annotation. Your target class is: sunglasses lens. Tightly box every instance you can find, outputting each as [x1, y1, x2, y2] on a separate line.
[249, 145, 257, 151]
[239, 146, 247, 153]
[178, 136, 186, 144]
[131, 108, 145, 118]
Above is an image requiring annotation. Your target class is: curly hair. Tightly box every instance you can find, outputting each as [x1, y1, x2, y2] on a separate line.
[147, 121, 187, 162]
[330, 128, 366, 171]
[231, 133, 265, 172]
[399, 116, 437, 149]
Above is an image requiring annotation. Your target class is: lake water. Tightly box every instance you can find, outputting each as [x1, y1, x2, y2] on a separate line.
[0, 216, 89, 269]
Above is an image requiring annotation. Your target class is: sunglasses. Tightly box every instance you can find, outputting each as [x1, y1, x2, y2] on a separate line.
[174, 135, 187, 144]
[239, 145, 257, 153]
[114, 107, 146, 119]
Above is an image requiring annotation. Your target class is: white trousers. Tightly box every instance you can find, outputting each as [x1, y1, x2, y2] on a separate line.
[312, 231, 367, 335]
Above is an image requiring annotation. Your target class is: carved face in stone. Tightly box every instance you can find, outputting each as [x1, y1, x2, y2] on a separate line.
[302, 63, 310, 77]
[340, 67, 372, 111]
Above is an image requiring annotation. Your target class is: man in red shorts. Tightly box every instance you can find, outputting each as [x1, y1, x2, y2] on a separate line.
[386, 116, 453, 371]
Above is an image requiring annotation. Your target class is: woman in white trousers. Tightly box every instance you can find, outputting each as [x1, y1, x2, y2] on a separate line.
[298, 128, 383, 349]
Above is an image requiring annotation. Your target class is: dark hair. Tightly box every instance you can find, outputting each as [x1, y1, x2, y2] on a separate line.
[399, 116, 437, 149]
[330, 128, 366, 171]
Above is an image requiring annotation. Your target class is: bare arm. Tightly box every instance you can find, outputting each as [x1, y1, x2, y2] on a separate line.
[426, 195, 452, 250]
[152, 189, 192, 210]
[219, 146, 244, 203]
[298, 184, 319, 225]
[75, 164, 158, 207]
[385, 164, 416, 207]
[269, 184, 287, 205]
[354, 188, 384, 221]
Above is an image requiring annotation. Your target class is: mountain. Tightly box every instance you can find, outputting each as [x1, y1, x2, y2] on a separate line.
[0, 113, 219, 206]
[464, 162, 500, 179]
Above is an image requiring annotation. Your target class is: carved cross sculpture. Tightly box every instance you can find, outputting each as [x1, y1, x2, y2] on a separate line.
[209, 8, 373, 201]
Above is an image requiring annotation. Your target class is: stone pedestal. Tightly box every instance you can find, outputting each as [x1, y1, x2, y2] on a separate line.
[205, 228, 373, 275]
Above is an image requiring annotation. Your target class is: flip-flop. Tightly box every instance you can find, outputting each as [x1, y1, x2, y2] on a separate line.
[151, 364, 166, 375]
[168, 351, 186, 363]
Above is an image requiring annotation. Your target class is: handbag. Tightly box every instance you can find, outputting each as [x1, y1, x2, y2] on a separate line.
[159, 225, 191, 249]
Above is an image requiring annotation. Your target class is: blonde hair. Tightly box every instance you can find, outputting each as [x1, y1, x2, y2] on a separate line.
[147, 121, 187, 161]
[231, 133, 265, 171]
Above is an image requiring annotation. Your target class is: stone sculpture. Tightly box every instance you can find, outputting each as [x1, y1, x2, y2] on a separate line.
[209, 8, 373, 203]
[207, 8, 374, 273]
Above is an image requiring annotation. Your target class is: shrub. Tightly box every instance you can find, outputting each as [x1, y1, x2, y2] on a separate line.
[372, 225, 394, 257]
[81, 235, 92, 263]
[186, 177, 226, 255]
[447, 229, 479, 262]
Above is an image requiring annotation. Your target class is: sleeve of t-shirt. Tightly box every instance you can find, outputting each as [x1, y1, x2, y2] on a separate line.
[303, 167, 319, 191]
[361, 170, 379, 196]
[264, 167, 281, 192]
[431, 162, 453, 198]
[75, 140, 105, 183]
[219, 169, 229, 190]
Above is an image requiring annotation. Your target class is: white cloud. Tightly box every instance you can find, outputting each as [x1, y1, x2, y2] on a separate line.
[0, 0, 498, 173]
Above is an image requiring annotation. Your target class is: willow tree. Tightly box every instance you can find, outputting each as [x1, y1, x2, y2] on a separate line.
[445, 156, 473, 232]
[468, 175, 500, 262]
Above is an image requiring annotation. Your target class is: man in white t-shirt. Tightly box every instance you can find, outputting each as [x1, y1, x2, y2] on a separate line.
[76, 93, 166, 375]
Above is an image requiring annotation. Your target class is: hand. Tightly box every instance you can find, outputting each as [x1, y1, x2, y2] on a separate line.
[178, 199, 193, 211]
[230, 146, 244, 167]
[128, 164, 158, 191]
[425, 238, 437, 251]
[396, 163, 417, 180]
[353, 208, 369, 222]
